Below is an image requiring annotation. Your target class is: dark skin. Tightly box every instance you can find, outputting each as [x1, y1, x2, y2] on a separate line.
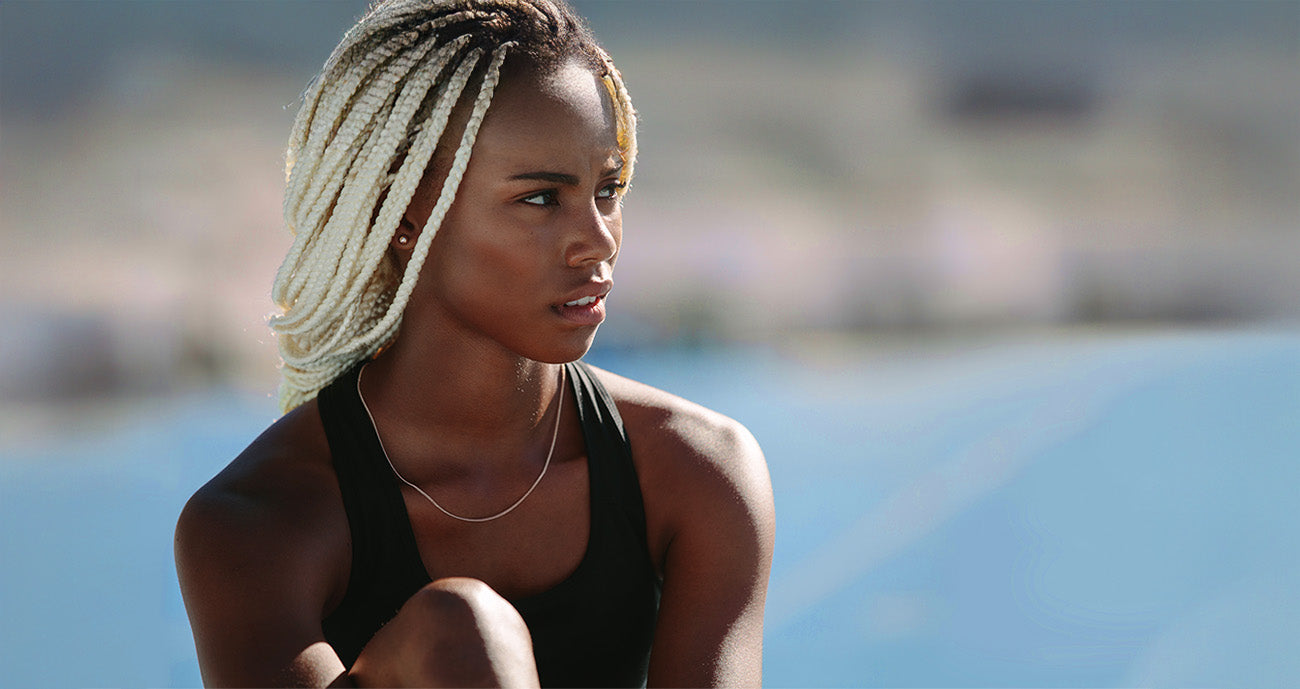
[175, 57, 775, 688]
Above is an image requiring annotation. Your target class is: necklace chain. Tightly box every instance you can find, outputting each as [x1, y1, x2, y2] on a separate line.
[355, 364, 564, 523]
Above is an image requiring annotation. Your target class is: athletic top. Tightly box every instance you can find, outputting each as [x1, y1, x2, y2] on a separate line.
[316, 360, 661, 688]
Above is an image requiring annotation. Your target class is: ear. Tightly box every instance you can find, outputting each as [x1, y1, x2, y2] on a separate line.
[392, 215, 419, 252]
[392, 155, 446, 254]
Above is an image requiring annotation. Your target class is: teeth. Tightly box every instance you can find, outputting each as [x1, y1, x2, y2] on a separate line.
[565, 295, 599, 307]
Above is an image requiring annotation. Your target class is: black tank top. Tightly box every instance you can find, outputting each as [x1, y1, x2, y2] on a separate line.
[316, 361, 661, 687]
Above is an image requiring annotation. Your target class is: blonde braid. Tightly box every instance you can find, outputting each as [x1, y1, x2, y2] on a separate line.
[289, 35, 436, 241]
[284, 10, 484, 222]
[277, 47, 414, 308]
[277, 37, 472, 334]
[275, 48, 484, 393]
[285, 27, 412, 201]
[273, 47, 484, 411]
[596, 48, 638, 192]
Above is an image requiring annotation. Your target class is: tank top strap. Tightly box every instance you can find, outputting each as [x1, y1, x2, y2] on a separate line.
[316, 361, 429, 665]
[566, 361, 653, 561]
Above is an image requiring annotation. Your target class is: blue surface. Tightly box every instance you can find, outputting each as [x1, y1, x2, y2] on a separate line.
[2, 328, 1297, 687]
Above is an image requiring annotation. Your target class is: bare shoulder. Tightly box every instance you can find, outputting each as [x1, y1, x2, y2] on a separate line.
[587, 365, 774, 570]
[589, 364, 765, 477]
[176, 399, 344, 569]
[175, 400, 351, 686]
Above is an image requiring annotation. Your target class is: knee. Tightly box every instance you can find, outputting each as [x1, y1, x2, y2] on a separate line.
[412, 578, 529, 637]
[418, 577, 509, 610]
[402, 578, 537, 686]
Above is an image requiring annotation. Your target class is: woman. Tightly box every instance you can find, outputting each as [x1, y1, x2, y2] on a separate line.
[175, 1, 774, 686]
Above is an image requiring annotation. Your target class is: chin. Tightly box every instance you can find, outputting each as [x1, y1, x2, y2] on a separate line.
[528, 328, 600, 364]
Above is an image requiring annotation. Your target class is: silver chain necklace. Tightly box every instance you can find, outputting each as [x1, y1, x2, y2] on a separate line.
[355, 364, 564, 523]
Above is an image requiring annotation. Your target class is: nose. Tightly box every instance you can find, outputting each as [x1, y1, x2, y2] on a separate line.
[563, 200, 620, 267]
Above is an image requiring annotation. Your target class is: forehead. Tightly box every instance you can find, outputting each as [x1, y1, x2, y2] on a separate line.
[470, 58, 620, 171]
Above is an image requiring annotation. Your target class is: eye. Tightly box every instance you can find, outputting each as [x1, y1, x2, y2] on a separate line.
[597, 181, 626, 200]
[520, 190, 559, 207]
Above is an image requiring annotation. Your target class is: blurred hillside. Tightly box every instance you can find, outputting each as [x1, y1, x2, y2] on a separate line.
[2, 0, 1297, 403]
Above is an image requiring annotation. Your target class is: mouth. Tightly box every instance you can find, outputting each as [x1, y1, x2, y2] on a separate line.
[564, 295, 600, 307]
[553, 290, 609, 326]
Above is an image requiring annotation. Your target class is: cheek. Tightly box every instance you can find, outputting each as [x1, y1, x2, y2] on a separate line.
[430, 218, 547, 299]
[477, 236, 547, 291]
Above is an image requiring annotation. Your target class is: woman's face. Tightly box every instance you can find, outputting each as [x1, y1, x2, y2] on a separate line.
[403, 56, 624, 364]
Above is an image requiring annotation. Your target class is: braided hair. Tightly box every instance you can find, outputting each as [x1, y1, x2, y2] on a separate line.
[270, 0, 637, 412]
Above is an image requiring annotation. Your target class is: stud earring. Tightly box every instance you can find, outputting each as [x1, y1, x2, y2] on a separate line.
[397, 235, 411, 246]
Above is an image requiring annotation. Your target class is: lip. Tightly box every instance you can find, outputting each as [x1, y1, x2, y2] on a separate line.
[558, 280, 613, 306]
[553, 280, 612, 326]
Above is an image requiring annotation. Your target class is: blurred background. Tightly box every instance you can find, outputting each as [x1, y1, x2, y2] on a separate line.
[2, 1, 1297, 686]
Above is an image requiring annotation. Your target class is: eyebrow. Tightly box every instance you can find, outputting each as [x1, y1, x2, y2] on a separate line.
[508, 164, 624, 186]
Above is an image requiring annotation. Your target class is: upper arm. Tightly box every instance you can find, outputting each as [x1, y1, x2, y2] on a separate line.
[621, 392, 775, 688]
[174, 449, 350, 687]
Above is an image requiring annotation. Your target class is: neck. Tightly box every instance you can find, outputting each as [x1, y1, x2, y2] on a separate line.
[359, 309, 564, 445]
